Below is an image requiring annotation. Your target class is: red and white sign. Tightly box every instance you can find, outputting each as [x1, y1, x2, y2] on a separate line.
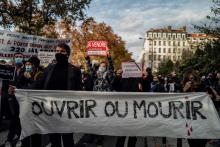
[87, 41, 108, 56]
[122, 62, 142, 78]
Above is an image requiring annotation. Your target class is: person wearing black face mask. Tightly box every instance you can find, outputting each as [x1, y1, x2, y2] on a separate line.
[8, 43, 82, 147]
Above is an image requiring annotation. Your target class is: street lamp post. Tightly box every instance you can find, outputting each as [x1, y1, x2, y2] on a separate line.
[147, 38, 154, 70]
[139, 37, 154, 70]
[139, 37, 146, 70]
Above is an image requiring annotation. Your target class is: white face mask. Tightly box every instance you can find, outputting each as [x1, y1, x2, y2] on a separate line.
[98, 66, 106, 73]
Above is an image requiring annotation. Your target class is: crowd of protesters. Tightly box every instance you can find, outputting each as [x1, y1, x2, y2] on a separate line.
[0, 43, 220, 147]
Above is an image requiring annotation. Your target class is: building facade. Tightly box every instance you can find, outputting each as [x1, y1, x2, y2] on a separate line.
[188, 33, 216, 53]
[139, 26, 216, 72]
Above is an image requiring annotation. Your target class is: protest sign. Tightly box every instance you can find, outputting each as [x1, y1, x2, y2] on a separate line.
[16, 90, 220, 139]
[38, 51, 55, 67]
[87, 41, 108, 56]
[0, 64, 15, 80]
[0, 30, 71, 59]
[122, 62, 142, 78]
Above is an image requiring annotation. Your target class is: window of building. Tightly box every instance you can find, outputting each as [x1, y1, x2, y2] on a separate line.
[163, 41, 166, 46]
[148, 33, 152, 38]
[163, 48, 166, 53]
[168, 48, 171, 53]
[154, 63, 157, 68]
[159, 48, 161, 53]
[178, 56, 181, 60]
[163, 33, 166, 38]
[158, 33, 161, 38]
[149, 55, 152, 60]
[159, 41, 161, 46]
[173, 34, 176, 39]
[173, 48, 176, 53]
[182, 34, 185, 39]
[154, 55, 157, 61]
[154, 41, 156, 46]
[173, 41, 176, 46]
[173, 56, 176, 61]
[168, 34, 171, 39]
[154, 33, 157, 38]
[183, 41, 185, 46]
[158, 55, 161, 61]
[168, 41, 171, 46]
[178, 48, 181, 53]
[178, 41, 180, 46]
[163, 55, 166, 61]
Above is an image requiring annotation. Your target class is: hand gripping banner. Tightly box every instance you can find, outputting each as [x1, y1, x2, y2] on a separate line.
[15, 89, 220, 139]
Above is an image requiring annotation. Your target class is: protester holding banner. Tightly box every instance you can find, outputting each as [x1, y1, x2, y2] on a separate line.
[17, 56, 43, 147]
[182, 69, 208, 147]
[5, 52, 26, 147]
[79, 49, 115, 147]
[113, 65, 143, 147]
[9, 43, 82, 147]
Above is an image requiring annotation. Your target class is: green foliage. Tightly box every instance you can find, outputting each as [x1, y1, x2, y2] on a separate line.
[180, 42, 220, 75]
[0, 0, 91, 35]
[158, 59, 174, 75]
[194, 0, 220, 38]
[180, 0, 220, 75]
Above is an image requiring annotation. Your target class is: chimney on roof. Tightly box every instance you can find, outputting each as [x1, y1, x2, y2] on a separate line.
[168, 26, 172, 30]
[182, 26, 186, 32]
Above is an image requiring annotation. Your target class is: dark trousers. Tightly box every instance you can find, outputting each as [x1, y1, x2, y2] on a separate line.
[187, 139, 208, 147]
[7, 95, 21, 141]
[50, 133, 74, 147]
[21, 134, 42, 147]
[116, 136, 137, 147]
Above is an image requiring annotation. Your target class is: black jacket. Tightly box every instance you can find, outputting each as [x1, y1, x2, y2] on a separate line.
[28, 63, 81, 90]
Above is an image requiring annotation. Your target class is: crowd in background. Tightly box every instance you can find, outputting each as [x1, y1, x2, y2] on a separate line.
[0, 43, 220, 147]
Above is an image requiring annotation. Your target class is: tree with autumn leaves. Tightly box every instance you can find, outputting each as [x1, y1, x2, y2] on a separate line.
[0, 0, 132, 69]
[41, 18, 132, 69]
[0, 0, 91, 35]
[68, 18, 132, 69]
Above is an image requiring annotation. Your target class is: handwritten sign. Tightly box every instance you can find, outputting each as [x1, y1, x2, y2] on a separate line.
[0, 30, 71, 59]
[122, 62, 142, 78]
[15, 90, 220, 139]
[87, 41, 108, 56]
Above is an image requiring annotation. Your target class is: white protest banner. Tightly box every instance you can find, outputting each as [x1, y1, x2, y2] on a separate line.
[122, 62, 142, 78]
[86, 41, 108, 56]
[38, 51, 55, 67]
[16, 90, 220, 139]
[0, 30, 71, 59]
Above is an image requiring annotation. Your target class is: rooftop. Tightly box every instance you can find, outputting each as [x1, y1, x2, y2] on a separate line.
[147, 26, 187, 33]
[188, 33, 215, 39]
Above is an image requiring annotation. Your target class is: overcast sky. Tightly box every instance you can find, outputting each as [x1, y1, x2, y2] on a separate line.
[86, 0, 213, 60]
